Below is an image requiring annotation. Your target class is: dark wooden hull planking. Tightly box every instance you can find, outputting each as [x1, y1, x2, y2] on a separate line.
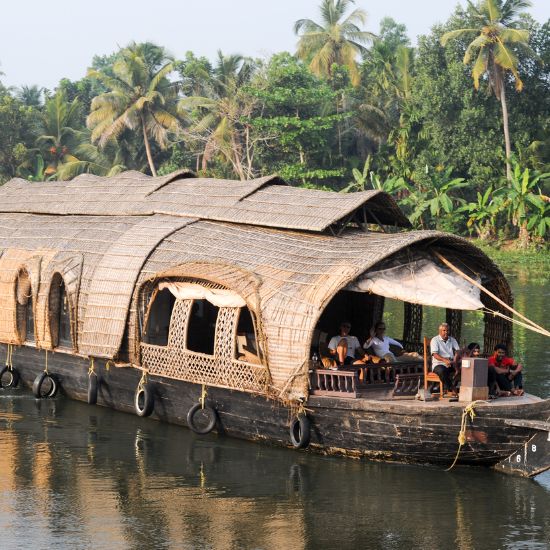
[2, 344, 549, 476]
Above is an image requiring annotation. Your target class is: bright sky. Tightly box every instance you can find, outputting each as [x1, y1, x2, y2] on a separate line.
[1, 0, 549, 90]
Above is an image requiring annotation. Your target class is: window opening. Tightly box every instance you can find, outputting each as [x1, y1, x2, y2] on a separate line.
[49, 275, 72, 348]
[26, 296, 35, 342]
[58, 281, 72, 348]
[186, 299, 219, 355]
[143, 288, 176, 346]
[235, 307, 260, 363]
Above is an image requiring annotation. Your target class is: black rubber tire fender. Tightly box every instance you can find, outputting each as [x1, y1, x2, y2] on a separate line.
[187, 403, 217, 435]
[134, 382, 154, 417]
[32, 372, 59, 399]
[0, 366, 20, 389]
[290, 415, 311, 449]
[87, 373, 98, 405]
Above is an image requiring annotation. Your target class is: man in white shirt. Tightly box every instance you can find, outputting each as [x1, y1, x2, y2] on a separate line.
[328, 321, 366, 366]
[364, 321, 421, 363]
[430, 323, 460, 393]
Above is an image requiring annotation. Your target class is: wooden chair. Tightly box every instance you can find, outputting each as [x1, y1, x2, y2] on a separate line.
[423, 336, 443, 398]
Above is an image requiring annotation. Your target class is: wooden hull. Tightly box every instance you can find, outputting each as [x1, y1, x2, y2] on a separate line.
[2, 344, 550, 475]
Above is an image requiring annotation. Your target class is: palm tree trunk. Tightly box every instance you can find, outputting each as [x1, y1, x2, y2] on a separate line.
[141, 115, 157, 177]
[499, 83, 512, 181]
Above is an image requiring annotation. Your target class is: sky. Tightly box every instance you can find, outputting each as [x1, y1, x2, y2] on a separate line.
[1, 0, 549, 90]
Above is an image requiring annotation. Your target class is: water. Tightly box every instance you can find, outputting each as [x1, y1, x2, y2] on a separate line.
[0, 267, 549, 549]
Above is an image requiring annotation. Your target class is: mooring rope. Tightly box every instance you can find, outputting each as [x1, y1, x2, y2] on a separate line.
[88, 358, 95, 377]
[446, 400, 486, 471]
[5, 344, 13, 370]
[44, 350, 48, 374]
[200, 384, 207, 409]
[137, 370, 147, 392]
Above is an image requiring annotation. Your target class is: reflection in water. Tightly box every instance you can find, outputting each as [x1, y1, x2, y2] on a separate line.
[0, 392, 548, 549]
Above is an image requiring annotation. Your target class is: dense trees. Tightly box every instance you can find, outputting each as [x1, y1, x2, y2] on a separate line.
[0, 0, 548, 243]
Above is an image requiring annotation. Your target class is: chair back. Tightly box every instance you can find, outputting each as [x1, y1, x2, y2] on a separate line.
[423, 336, 429, 391]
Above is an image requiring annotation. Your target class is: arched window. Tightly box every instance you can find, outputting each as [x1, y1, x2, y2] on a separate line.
[186, 299, 219, 355]
[15, 270, 34, 343]
[48, 274, 72, 348]
[143, 288, 176, 346]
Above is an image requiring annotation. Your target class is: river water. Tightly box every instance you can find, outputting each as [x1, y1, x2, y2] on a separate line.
[0, 265, 549, 550]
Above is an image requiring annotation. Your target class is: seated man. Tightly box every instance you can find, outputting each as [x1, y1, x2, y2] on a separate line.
[488, 344, 524, 396]
[430, 323, 460, 394]
[328, 321, 367, 366]
[364, 321, 421, 363]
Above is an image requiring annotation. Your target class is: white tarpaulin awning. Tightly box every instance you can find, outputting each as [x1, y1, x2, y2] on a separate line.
[159, 282, 246, 308]
[345, 258, 484, 310]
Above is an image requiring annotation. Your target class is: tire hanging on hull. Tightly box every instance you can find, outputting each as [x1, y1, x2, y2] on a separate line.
[134, 382, 154, 417]
[187, 402, 218, 435]
[87, 373, 98, 405]
[290, 415, 311, 449]
[32, 372, 59, 399]
[0, 366, 20, 388]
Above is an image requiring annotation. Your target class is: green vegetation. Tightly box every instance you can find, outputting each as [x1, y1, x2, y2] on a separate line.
[0, 0, 549, 245]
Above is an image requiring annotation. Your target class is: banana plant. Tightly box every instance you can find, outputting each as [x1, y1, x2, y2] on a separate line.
[458, 186, 503, 239]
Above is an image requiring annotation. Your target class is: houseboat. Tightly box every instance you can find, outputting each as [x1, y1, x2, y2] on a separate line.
[0, 170, 548, 477]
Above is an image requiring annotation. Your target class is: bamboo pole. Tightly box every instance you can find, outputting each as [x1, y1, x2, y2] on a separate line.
[435, 252, 550, 338]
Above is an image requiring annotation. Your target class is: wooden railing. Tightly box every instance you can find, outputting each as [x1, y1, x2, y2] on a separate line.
[309, 369, 358, 398]
[309, 362, 425, 399]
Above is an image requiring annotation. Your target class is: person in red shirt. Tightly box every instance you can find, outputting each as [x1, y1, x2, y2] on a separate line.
[488, 344, 524, 396]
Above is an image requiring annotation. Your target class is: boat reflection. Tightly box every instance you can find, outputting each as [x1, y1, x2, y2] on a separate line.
[0, 391, 548, 549]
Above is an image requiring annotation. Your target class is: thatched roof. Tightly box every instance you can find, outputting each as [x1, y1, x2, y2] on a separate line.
[0, 170, 509, 398]
[0, 170, 410, 232]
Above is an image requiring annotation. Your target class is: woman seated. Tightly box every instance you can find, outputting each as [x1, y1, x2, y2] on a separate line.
[364, 321, 422, 363]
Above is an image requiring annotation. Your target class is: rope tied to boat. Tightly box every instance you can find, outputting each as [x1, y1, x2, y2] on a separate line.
[5, 344, 14, 370]
[105, 360, 114, 372]
[200, 384, 207, 409]
[44, 350, 48, 374]
[137, 370, 147, 392]
[88, 358, 95, 377]
[446, 400, 486, 471]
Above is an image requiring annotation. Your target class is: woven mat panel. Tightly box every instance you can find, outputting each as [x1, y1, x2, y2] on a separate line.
[128, 264, 263, 363]
[0, 249, 48, 344]
[141, 302, 268, 392]
[142, 344, 268, 393]
[0, 170, 193, 216]
[0, 170, 410, 232]
[79, 215, 197, 358]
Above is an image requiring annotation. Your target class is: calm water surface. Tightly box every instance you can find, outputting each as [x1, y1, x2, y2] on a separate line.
[0, 266, 548, 550]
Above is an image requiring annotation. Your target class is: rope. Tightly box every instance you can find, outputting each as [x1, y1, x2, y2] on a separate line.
[138, 370, 147, 392]
[44, 350, 48, 374]
[5, 344, 13, 370]
[88, 358, 95, 377]
[105, 360, 114, 372]
[446, 400, 486, 471]
[435, 252, 550, 338]
[200, 384, 207, 409]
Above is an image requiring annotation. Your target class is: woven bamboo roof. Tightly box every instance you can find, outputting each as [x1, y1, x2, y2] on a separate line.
[0, 170, 410, 232]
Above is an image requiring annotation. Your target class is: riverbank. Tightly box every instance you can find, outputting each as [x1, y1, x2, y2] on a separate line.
[471, 239, 550, 272]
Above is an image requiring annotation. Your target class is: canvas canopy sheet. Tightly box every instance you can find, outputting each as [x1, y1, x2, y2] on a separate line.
[159, 282, 246, 308]
[346, 258, 484, 310]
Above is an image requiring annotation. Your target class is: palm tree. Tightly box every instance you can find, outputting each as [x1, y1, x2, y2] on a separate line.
[178, 51, 257, 179]
[87, 42, 180, 176]
[441, 0, 534, 180]
[16, 85, 44, 107]
[294, 0, 375, 86]
[36, 90, 84, 178]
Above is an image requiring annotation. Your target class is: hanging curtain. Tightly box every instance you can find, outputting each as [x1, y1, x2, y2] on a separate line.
[159, 282, 246, 308]
[345, 258, 483, 310]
